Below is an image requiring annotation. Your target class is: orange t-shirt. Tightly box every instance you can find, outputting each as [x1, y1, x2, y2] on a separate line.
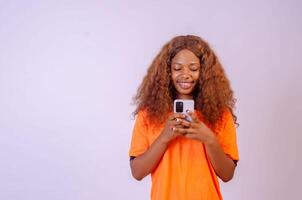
[129, 109, 239, 200]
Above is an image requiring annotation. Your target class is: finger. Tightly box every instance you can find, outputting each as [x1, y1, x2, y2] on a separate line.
[173, 127, 186, 135]
[173, 127, 194, 135]
[187, 110, 198, 122]
[171, 127, 182, 136]
[172, 118, 191, 128]
[173, 113, 187, 119]
[184, 133, 195, 139]
[171, 118, 181, 126]
[168, 114, 176, 121]
[168, 113, 186, 121]
[179, 119, 191, 128]
[190, 120, 208, 129]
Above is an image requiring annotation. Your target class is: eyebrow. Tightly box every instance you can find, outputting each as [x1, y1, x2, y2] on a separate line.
[172, 62, 199, 65]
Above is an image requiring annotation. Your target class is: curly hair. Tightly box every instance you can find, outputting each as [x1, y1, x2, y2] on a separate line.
[133, 35, 238, 129]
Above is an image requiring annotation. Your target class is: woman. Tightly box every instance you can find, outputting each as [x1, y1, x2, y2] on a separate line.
[129, 35, 239, 200]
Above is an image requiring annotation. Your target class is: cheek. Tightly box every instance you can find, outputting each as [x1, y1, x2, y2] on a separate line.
[171, 72, 178, 82]
[193, 71, 200, 81]
[171, 74, 179, 89]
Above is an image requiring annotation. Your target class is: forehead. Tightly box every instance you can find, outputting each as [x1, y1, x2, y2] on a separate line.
[171, 49, 200, 64]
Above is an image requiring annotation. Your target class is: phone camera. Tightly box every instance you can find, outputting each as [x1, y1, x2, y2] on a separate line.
[175, 102, 183, 113]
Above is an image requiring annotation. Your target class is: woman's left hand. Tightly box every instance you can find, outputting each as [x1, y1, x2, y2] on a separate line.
[174, 111, 215, 144]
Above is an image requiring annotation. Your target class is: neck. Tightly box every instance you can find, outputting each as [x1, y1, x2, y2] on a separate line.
[177, 94, 193, 100]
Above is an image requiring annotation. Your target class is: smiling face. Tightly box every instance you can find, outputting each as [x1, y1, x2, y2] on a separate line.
[171, 49, 200, 99]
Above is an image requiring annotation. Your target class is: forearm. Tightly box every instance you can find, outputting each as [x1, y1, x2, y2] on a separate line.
[130, 135, 169, 180]
[204, 135, 236, 182]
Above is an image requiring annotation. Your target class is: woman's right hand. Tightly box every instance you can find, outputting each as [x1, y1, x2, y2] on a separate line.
[159, 113, 191, 144]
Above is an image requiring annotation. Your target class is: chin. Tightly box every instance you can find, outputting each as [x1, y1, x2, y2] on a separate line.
[176, 89, 194, 95]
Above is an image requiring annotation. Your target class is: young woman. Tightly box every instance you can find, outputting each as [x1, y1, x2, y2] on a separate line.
[129, 35, 239, 200]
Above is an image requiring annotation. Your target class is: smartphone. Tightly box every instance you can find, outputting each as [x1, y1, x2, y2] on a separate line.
[173, 99, 195, 122]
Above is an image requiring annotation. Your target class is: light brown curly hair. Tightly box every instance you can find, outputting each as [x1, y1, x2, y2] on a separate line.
[133, 35, 238, 128]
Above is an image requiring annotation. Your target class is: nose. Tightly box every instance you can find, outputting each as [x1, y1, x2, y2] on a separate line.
[181, 67, 192, 78]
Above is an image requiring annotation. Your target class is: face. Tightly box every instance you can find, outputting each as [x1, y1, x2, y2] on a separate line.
[171, 49, 200, 99]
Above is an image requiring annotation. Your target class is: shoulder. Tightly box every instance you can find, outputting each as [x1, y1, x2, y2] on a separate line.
[136, 108, 168, 126]
[135, 109, 168, 133]
[221, 108, 234, 123]
[135, 109, 149, 121]
[214, 108, 235, 134]
[134, 109, 154, 130]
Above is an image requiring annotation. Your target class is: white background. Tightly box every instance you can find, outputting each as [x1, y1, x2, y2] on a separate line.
[1, 0, 301, 199]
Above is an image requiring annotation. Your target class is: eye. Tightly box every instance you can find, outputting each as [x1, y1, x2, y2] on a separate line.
[190, 65, 200, 71]
[173, 65, 182, 71]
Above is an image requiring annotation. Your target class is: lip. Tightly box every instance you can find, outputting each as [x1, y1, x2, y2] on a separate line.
[177, 81, 194, 89]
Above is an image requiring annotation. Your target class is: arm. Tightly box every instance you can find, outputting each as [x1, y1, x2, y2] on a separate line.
[204, 134, 236, 182]
[130, 134, 169, 181]
[174, 111, 237, 182]
[130, 113, 188, 181]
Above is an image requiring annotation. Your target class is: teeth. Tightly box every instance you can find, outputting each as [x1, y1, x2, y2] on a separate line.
[178, 82, 192, 89]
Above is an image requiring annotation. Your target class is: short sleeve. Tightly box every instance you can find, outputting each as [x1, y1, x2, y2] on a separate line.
[216, 110, 239, 162]
[128, 111, 150, 157]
